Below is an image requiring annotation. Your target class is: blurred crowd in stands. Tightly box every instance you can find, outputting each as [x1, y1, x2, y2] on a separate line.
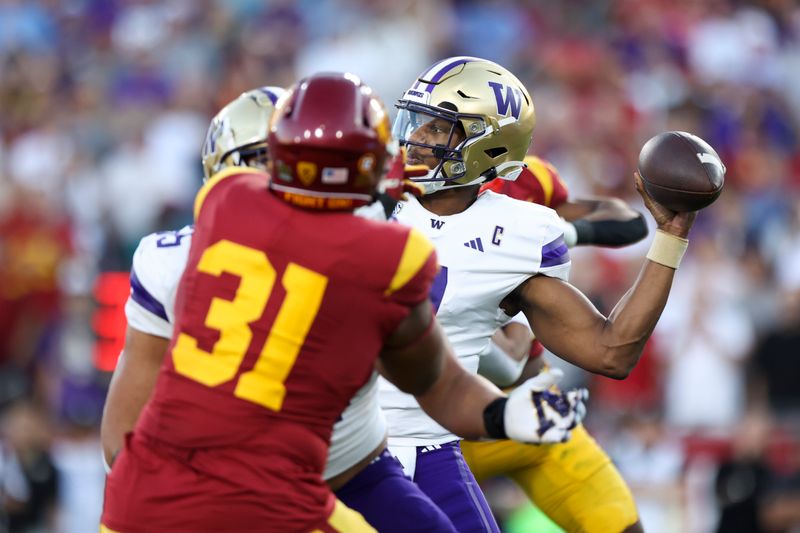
[0, 0, 799, 531]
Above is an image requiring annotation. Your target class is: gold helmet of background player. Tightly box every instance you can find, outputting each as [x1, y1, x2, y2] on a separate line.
[392, 57, 535, 195]
[201, 86, 286, 181]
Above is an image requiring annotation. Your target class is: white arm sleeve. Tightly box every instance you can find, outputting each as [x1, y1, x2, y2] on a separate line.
[477, 340, 529, 388]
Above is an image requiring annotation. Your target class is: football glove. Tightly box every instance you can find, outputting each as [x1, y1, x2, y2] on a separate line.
[380, 147, 429, 201]
[483, 367, 588, 444]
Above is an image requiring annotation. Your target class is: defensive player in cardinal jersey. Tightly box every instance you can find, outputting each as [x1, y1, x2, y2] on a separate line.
[100, 85, 459, 533]
[101, 73, 587, 533]
[459, 158, 649, 532]
[385, 56, 697, 533]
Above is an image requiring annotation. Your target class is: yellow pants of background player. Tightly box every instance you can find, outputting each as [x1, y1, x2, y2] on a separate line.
[461, 425, 638, 533]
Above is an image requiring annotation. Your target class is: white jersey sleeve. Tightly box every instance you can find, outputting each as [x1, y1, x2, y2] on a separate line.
[124, 225, 194, 338]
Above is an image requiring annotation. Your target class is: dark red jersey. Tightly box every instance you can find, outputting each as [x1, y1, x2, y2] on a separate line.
[103, 168, 437, 532]
[480, 155, 569, 209]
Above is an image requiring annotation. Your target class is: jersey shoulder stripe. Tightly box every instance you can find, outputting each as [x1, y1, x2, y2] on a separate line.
[541, 235, 569, 268]
[385, 228, 436, 295]
[194, 167, 265, 220]
[125, 226, 193, 337]
[129, 268, 168, 321]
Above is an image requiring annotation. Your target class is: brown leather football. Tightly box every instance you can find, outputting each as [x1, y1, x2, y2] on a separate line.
[638, 131, 725, 212]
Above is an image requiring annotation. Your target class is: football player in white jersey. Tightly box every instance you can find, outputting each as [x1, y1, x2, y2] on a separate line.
[382, 56, 696, 533]
[100, 83, 587, 533]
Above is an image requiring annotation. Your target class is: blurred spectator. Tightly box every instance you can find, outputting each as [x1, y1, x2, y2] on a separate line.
[0, 187, 72, 394]
[714, 412, 773, 533]
[295, 0, 445, 105]
[658, 234, 755, 430]
[609, 411, 685, 533]
[759, 446, 800, 533]
[749, 289, 800, 425]
[0, 400, 58, 532]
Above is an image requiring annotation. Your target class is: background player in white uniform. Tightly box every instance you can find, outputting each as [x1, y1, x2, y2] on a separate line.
[100, 83, 586, 533]
[382, 56, 697, 533]
[100, 86, 285, 472]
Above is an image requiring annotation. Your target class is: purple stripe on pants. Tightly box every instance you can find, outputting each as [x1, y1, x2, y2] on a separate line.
[413, 442, 500, 533]
[336, 449, 457, 533]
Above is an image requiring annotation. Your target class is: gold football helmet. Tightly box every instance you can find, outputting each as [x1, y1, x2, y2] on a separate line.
[392, 57, 535, 194]
[201, 86, 285, 181]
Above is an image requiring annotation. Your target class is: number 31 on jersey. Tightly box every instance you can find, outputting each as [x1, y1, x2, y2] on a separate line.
[171, 240, 328, 411]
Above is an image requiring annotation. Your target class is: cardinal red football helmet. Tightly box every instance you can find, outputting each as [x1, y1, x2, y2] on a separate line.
[268, 72, 396, 210]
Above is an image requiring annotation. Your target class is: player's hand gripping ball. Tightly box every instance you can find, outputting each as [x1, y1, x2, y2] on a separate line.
[637, 131, 725, 212]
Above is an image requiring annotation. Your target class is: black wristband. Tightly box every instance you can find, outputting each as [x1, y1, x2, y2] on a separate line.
[376, 193, 399, 220]
[483, 397, 508, 439]
[572, 214, 648, 247]
[571, 219, 595, 244]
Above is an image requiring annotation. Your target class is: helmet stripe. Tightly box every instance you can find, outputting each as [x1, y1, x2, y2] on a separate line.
[422, 57, 476, 92]
[257, 86, 285, 105]
[260, 89, 278, 105]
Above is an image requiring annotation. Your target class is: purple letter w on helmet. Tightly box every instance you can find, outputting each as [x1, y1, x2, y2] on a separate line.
[488, 81, 522, 120]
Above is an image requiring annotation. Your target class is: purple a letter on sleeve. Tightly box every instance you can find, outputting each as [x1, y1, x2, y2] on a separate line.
[540, 236, 569, 268]
[129, 269, 169, 322]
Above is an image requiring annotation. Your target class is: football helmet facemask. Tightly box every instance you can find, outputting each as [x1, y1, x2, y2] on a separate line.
[201, 86, 286, 181]
[393, 56, 535, 195]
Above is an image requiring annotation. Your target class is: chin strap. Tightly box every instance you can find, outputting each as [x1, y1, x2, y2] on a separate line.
[494, 160, 525, 181]
[415, 159, 527, 195]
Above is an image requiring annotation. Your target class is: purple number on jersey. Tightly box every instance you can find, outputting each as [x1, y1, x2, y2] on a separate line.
[429, 265, 448, 313]
[156, 226, 195, 248]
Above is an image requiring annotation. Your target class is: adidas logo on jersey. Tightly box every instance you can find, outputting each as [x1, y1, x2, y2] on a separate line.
[464, 238, 484, 252]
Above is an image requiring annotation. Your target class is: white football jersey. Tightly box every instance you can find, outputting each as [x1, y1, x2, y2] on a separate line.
[380, 190, 571, 445]
[124, 224, 385, 480]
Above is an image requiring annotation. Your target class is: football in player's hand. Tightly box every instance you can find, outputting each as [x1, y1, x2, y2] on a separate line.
[637, 131, 725, 212]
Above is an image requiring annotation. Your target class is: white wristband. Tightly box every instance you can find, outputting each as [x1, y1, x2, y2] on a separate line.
[102, 451, 113, 475]
[477, 340, 529, 388]
[559, 218, 578, 248]
[646, 230, 689, 269]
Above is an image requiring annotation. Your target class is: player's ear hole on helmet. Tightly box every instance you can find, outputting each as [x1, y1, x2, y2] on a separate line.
[454, 122, 466, 142]
[484, 147, 507, 159]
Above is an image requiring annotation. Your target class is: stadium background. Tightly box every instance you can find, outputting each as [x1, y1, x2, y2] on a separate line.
[1, 0, 799, 531]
